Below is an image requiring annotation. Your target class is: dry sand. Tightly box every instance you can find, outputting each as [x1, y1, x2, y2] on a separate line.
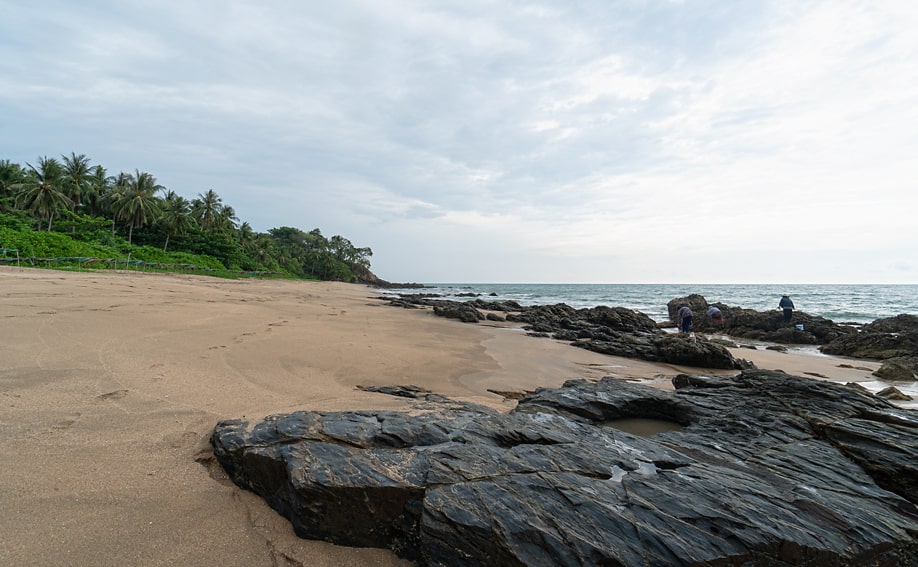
[0, 267, 906, 566]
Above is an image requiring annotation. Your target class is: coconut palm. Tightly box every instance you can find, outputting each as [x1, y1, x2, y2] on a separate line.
[192, 189, 223, 231]
[0, 159, 26, 210]
[113, 169, 163, 244]
[17, 156, 72, 231]
[214, 204, 239, 234]
[103, 172, 132, 235]
[158, 192, 194, 252]
[61, 152, 92, 214]
[85, 164, 112, 218]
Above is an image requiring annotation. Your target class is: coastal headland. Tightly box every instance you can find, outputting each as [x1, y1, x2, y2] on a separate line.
[0, 267, 908, 565]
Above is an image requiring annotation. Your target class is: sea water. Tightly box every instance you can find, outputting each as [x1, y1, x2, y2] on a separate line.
[382, 283, 918, 324]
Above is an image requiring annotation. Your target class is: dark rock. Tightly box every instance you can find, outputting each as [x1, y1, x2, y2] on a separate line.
[667, 295, 857, 345]
[365, 277, 430, 289]
[389, 296, 746, 370]
[874, 358, 918, 381]
[433, 303, 483, 323]
[666, 294, 709, 325]
[574, 333, 748, 370]
[485, 313, 505, 322]
[358, 385, 433, 399]
[876, 386, 913, 401]
[822, 315, 918, 360]
[212, 371, 918, 566]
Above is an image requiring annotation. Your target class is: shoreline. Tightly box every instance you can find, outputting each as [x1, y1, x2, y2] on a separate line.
[1, 267, 912, 565]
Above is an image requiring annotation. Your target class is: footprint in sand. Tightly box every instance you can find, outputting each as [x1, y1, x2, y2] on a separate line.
[46, 413, 82, 432]
[96, 389, 129, 401]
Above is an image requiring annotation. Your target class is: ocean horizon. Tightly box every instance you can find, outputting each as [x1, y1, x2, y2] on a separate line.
[382, 283, 918, 325]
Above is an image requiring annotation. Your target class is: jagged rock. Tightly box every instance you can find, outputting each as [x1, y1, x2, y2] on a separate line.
[358, 385, 434, 398]
[822, 315, 918, 360]
[874, 358, 918, 381]
[876, 386, 913, 401]
[667, 295, 856, 345]
[573, 333, 748, 370]
[846, 382, 872, 394]
[433, 303, 483, 323]
[212, 371, 918, 566]
[389, 296, 745, 370]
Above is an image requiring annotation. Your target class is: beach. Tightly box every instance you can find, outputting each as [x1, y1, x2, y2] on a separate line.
[0, 268, 893, 566]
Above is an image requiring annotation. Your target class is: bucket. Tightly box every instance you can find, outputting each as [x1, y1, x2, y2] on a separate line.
[795, 324, 804, 331]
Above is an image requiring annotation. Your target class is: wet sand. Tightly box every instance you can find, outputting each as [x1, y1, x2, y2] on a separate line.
[0, 267, 904, 566]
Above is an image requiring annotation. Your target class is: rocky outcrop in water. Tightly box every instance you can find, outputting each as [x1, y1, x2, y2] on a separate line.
[817, 314, 918, 381]
[212, 371, 918, 566]
[821, 315, 918, 359]
[387, 296, 747, 370]
[666, 294, 857, 345]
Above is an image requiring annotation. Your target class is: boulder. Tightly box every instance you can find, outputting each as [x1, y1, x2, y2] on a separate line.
[573, 332, 748, 370]
[822, 314, 918, 360]
[389, 296, 745, 370]
[433, 303, 484, 323]
[213, 371, 918, 566]
[873, 357, 918, 381]
[667, 295, 856, 344]
[876, 386, 913, 401]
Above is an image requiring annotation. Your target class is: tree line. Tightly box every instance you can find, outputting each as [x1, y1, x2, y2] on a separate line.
[0, 153, 374, 281]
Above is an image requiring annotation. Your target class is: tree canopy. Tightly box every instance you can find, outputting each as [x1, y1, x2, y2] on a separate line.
[1, 153, 375, 282]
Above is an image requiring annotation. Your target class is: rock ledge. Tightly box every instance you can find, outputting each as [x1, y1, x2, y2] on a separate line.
[212, 370, 918, 566]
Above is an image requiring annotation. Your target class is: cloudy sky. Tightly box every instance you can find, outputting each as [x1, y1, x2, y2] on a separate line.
[2, 1, 916, 284]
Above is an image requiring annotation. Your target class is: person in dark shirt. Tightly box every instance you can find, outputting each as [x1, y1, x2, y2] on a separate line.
[707, 305, 724, 326]
[677, 305, 693, 333]
[779, 294, 795, 323]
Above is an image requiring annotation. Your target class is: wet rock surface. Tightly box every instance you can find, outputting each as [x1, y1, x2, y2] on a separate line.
[666, 294, 857, 345]
[386, 296, 747, 370]
[821, 314, 918, 362]
[213, 370, 918, 566]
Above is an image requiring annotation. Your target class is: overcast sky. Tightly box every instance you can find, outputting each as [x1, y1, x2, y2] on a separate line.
[2, 1, 916, 284]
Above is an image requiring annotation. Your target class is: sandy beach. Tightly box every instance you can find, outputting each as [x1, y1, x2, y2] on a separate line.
[0, 267, 901, 566]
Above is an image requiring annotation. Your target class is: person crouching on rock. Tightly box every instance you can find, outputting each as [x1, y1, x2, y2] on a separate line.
[707, 306, 724, 326]
[779, 294, 795, 323]
[677, 305, 694, 333]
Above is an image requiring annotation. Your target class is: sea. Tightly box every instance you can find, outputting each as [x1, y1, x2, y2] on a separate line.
[381, 283, 918, 325]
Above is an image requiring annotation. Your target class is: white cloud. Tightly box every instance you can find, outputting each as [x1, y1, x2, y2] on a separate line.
[1, 0, 916, 283]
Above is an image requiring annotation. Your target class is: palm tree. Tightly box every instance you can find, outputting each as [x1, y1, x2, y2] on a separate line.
[158, 192, 193, 252]
[192, 189, 223, 231]
[103, 172, 132, 235]
[85, 164, 112, 217]
[214, 204, 239, 234]
[113, 169, 163, 244]
[237, 221, 255, 245]
[0, 160, 25, 210]
[16, 156, 72, 231]
[61, 152, 92, 215]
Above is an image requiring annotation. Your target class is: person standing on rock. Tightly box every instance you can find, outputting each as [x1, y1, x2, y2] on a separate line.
[779, 294, 795, 323]
[677, 305, 693, 333]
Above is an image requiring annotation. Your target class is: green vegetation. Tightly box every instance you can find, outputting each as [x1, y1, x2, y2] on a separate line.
[0, 155, 374, 281]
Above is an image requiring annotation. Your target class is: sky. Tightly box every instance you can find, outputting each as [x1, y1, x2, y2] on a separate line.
[2, 1, 916, 284]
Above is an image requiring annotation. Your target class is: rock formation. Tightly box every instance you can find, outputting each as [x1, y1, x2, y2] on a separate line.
[212, 371, 918, 566]
[386, 296, 747, 370]
[666, 295, 857, 345]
